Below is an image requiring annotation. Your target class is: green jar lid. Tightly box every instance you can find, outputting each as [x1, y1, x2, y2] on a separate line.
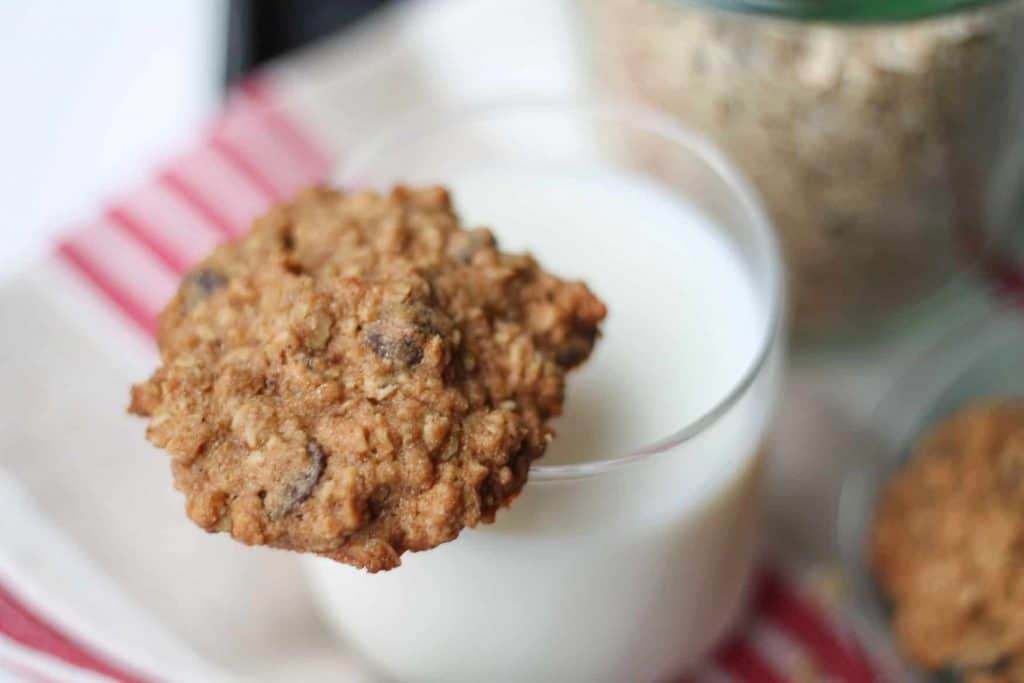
[664, 0, 1010, 22]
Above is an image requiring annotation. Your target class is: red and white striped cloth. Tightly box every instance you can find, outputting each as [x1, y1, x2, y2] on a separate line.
[2, 77, 883, 683]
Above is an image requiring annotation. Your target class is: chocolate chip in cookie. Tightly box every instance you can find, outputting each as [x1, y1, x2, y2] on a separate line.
[182, 268, 227, 312]
[264, 441, 328, 520]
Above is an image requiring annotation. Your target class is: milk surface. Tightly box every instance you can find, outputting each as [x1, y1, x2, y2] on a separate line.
[303, 168, 778, 683]
[448, 168, 763, 465]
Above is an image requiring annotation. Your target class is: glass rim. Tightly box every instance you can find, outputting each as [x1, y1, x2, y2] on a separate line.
[339, 97, 784, 482]
[663, 0, 1014, 23]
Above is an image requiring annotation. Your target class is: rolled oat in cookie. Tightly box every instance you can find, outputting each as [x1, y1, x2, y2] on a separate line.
[129, 186, 606, 572]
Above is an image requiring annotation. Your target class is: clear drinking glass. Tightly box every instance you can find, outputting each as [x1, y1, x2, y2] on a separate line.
[301, 100, 785, 683]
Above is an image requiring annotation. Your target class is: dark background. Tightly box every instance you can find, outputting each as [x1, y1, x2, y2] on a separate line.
[226, 0, 395, 86]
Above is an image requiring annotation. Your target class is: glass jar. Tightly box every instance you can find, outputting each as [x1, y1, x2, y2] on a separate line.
[583, 0, 1024, 338]
[838, 308, 1024, 681]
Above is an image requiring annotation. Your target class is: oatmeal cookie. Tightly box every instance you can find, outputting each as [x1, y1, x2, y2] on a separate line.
[871, 401, 1024, 675]
[129, 186, 606, 571]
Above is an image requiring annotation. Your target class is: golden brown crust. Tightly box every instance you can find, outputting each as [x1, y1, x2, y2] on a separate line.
[130, 186, 605, 571]
[871, 401, 1024, 674]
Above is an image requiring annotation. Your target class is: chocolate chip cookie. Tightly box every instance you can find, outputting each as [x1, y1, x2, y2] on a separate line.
[872, 401, 1024, 681]
[130, 186, 606, 572]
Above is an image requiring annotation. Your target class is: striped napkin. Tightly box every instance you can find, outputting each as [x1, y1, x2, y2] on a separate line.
[0, 1, 890, 680]
[57, 78, 330, 340]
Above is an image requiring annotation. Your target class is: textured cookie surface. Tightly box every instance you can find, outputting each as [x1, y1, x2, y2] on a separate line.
[130, 186, 605, 571]
[871, 402, 1024, 680]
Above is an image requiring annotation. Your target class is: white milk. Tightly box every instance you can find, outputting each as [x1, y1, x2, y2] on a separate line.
[303, 169, 780, 683]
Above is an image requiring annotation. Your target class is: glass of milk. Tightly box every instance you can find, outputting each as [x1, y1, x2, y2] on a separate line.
[302, 100, 785, 683]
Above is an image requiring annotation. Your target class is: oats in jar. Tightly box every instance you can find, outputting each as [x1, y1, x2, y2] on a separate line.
[587, 0, 1024, 333]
